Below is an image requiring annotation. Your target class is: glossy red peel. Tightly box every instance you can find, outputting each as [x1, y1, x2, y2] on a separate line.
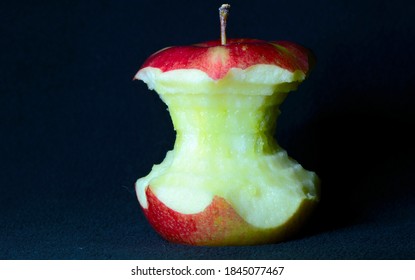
[139, 39, 312, 80]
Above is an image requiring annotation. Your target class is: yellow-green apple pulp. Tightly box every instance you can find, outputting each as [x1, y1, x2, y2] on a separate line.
[135, 39, 320, 246]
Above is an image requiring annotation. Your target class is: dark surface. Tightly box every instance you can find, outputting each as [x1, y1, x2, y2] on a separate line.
[1, 0, 414, 259]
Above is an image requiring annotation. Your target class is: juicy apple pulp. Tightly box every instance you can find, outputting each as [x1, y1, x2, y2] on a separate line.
[135, 39, 320, 246]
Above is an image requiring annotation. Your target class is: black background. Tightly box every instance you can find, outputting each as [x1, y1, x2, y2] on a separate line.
[1, 0, 414, 259]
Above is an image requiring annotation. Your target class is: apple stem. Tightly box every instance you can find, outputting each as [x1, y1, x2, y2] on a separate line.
[219, 4, 230, 45]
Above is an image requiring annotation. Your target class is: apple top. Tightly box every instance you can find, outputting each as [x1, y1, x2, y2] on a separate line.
[136, 39, 313, 81]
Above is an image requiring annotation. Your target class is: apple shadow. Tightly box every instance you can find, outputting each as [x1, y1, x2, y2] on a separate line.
[281, 100, 415, 236]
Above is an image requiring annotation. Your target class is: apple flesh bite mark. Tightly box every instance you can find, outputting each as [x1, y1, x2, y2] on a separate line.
[134, 4, 320, 246]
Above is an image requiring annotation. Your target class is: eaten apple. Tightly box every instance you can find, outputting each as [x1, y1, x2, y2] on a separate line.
[134, 4, 319, 246]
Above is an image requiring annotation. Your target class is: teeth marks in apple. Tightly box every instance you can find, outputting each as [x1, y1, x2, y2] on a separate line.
[135, 92, 318, 229]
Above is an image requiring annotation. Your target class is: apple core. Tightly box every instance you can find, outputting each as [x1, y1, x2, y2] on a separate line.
[133, 5, 320, 246]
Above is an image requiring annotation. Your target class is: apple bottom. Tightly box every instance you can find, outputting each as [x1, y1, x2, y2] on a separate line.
[141, 186, 316, 246]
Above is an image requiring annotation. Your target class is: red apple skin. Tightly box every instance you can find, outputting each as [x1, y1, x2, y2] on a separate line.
[137, 39, 313, 80]
[141, 186, 316, 246]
